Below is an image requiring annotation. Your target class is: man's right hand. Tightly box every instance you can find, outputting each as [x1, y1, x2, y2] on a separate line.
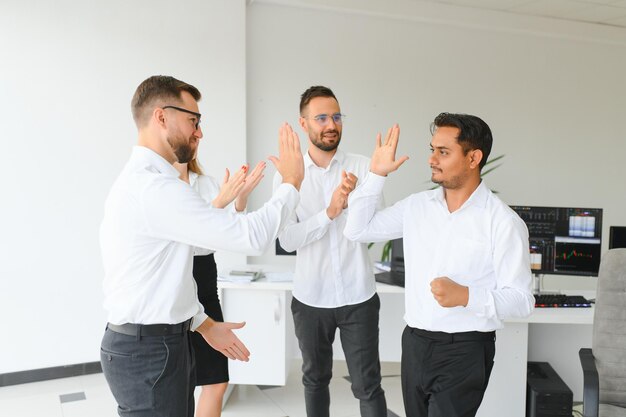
[370, 124, 409, 177]
[196, 318, 250, 361]
[268, 123, 304, 190]
[235, 161, 266, 212]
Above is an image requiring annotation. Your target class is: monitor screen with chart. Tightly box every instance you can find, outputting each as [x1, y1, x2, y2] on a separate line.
[509, 206, 603, 276]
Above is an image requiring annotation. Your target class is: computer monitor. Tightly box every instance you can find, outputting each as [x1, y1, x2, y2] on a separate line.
[509, 206, 603, 277]
[390, 238, 404, 276]
[275, 238, 296, 255]
[374, 238, 405, 287]
[609, 226, 626, 249]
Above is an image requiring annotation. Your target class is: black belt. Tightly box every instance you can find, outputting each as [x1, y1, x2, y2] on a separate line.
[107, 319, 192, 337]
[409, 326, 495, 343]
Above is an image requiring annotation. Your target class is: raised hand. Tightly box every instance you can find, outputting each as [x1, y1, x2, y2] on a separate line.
[212, 166, 247, 209]
[196, 319, 250, 361]
[327, 170, 358, 220]
[370, 124, 409, 177]
[430, 276, 469, 308]
[235, 161, 266, 212]
[268, 123, 304, 190]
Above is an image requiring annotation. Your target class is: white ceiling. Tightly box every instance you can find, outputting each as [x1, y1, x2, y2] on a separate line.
[423, 0, 626, 28]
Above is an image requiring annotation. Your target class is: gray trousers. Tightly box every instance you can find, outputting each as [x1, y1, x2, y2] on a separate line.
[100, 327, 195, 417]
[291, 293, 387, 417]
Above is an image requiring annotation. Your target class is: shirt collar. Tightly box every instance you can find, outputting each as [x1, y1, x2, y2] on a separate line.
[466, 180, 490, 208]
[188, 171, 199, 187]
[428, 186, 445, 204]
[131, 146, 181, 178]
[304, 149, 345, 169]
[428, 180, 490, 210]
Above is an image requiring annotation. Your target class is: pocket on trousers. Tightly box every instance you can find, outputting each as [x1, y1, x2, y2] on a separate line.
[100, 343, 169, 413]
[483, 341, 496, 389]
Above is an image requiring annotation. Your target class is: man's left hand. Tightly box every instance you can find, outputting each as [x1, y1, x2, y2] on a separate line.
[430, 276, 469, 308]
[326, 170, 358, 219]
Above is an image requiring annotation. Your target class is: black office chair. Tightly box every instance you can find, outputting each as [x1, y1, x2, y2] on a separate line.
[579, 248, 626, 417]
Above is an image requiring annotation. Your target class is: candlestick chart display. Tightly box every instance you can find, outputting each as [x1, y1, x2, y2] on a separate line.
[509, 206, 602, 276]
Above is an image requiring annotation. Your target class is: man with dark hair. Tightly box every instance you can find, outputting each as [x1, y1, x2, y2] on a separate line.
[100, 75, 304, 417]
[344, 114, 534, 417]
[430, 112, 493, 170]
[273, 86, 388, 417]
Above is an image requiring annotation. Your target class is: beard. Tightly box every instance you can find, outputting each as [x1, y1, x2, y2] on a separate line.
[167, 133, 196, 163]
[311, 129, 342, 152]
[431, 171, 464, 190]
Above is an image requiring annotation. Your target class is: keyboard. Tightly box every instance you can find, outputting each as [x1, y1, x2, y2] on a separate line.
[534, 294, 592, 308]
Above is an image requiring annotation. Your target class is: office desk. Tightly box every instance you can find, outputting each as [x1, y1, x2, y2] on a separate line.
[219, 279, 593, 417]
[217, 278, 403, 385]
[480, 306, 592, 417]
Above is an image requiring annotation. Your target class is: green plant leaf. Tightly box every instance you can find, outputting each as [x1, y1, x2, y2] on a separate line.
[484, 154, 505, 166]
[480, 163, 502, 177]
[381, 240, 392, 262]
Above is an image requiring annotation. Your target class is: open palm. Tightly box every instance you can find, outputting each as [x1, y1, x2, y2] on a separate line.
[370, 124, 409, 176]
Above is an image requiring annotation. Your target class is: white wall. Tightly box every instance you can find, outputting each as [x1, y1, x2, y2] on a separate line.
[246, 0, 626, 292]
[0, 0, 247, 374]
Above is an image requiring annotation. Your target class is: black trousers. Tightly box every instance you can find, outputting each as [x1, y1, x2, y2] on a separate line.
[291, 294, 387, 417]
[401, 326, 496, 417]
[100, 327, 195, 417]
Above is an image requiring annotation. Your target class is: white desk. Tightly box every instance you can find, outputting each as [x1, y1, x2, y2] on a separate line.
[218, 279, 593, 417]
[480, 306, 592, 417]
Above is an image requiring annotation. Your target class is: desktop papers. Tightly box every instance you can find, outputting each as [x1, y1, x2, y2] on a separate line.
[218, 270, 263, 283]
[263, 272, 293, 282]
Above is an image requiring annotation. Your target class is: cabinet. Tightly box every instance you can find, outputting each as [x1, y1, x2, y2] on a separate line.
[220, 282, 295, 385]
[218, 279, 404, 385]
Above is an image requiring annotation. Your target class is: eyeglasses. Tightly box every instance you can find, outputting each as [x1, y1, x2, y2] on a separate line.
[306, 113, 346, 127]
[163, 105, 202, 129]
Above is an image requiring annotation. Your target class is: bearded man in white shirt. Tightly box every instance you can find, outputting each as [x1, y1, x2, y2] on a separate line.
[273, 86, 388, 417]
[344, 113, 535, 417]
[100, 75, 304, 417]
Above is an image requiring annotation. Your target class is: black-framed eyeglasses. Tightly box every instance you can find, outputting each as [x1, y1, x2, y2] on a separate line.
[163, 105, 202, 129]
[306, 113, 346, 127]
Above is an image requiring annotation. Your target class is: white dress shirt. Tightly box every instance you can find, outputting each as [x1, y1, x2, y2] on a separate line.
[344, 173, 535, 332]
[100, 146, 299, 329]
[188, 172, 235, 257]
[273, 150, 382, 308]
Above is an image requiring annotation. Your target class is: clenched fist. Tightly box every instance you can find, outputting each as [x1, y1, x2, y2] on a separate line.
[430, 276, 469, 308]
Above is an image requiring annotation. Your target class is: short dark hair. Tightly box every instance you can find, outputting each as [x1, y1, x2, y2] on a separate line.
[430, 112, 493, 170]
[131, 75, 201, 128]
[299, 86, 337, 114]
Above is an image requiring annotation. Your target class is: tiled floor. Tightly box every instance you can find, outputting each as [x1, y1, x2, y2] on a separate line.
[0, 360, 405, 417]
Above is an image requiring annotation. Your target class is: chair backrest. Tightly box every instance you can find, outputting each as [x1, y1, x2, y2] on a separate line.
[592, 248, 626, 407]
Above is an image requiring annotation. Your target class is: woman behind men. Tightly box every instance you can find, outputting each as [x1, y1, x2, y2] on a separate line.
[175, 157, 265, 417]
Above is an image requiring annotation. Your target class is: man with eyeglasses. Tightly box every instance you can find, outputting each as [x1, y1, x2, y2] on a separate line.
[100, 75, 304, 417]
[273, 86, 388, 417]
